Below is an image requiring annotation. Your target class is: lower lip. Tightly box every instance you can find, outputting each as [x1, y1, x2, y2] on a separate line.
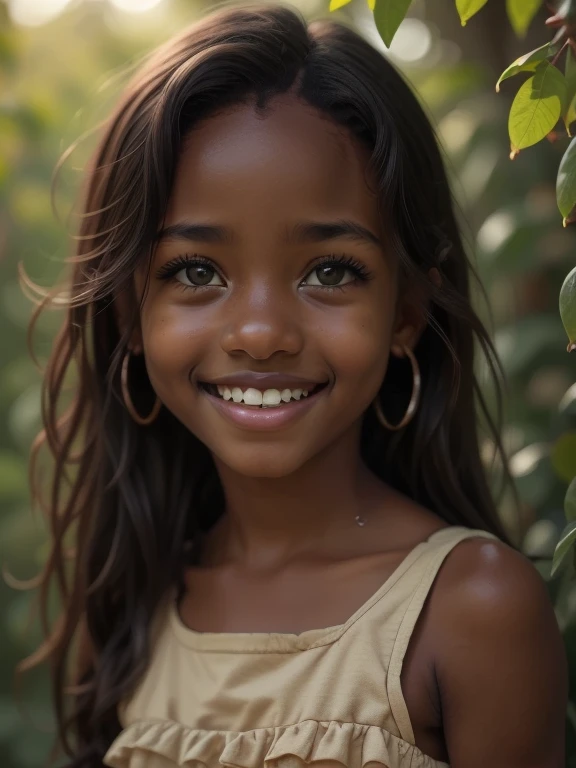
[201, 388, 327, 431]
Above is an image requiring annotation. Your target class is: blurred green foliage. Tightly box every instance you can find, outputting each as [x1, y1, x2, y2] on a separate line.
[1, 0, 576, 765]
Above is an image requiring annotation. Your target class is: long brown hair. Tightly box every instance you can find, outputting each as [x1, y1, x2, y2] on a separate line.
[15, 3, 516, 765]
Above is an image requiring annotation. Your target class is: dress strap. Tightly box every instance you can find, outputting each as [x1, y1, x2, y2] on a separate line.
[386, 527, 501, 744]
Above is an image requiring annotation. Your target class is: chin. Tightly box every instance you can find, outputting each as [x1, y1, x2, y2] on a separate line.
[214, 445, 312, 479]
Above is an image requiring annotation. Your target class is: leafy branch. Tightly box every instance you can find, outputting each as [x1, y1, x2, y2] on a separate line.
[328, 0, 576, 575]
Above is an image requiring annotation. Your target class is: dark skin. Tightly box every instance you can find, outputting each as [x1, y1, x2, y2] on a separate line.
[117, 92, 567, 766]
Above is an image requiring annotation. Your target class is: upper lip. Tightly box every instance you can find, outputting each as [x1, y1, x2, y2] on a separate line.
[199, 372, 328, 391]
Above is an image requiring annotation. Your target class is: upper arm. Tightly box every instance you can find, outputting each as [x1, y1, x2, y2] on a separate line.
[431, 538, 568, 768]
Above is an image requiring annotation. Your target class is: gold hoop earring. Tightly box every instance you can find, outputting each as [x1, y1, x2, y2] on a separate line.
[121, 348, 161, 426]
[373, 345, 421, 431]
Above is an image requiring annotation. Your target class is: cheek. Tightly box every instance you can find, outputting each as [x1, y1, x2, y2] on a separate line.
[139, 302, 209, 396]
[312, 296, 394, 391]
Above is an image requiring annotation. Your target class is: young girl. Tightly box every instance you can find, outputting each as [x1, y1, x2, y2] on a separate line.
[20, 3, 567, 767]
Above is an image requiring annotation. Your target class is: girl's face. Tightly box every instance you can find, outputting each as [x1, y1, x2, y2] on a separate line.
[130, 94, 419, 477]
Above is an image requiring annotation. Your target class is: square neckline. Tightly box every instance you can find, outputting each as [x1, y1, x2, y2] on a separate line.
[168, 524, 457, 653]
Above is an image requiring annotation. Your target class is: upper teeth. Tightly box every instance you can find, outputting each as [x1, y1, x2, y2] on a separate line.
[216, 386, 310, 406]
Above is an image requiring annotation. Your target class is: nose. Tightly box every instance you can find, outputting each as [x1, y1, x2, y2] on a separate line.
[220, 282, 304, 360]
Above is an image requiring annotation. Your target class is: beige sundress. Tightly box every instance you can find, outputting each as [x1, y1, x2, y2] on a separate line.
[103, 525, 500, 768]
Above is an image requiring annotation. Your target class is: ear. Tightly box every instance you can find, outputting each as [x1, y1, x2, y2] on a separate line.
[390, 268, 441, 356]
[113, 280, 143, 355]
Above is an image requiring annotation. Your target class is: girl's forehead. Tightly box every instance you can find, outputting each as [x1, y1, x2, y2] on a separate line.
[165, 96, 379, 230]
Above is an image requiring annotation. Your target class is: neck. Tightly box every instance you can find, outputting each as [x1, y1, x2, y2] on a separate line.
[204, 425, 391, 568]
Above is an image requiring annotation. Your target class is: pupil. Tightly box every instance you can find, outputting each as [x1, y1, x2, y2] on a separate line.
[188, 265, 213, 286]
[318, 265, 344, 286]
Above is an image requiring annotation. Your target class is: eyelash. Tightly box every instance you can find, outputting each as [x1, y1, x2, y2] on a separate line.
[155, 252, 373, 291]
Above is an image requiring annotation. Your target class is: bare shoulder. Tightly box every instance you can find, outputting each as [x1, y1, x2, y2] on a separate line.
[432, 534, 549, 616]
[429, 534, 562, 662]
[425, 534, 568, 768]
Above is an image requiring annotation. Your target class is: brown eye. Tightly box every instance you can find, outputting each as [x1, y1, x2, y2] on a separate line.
[186, 265, 215, 285]
[156, 254, 226, 290]
[315, 265, 347, 285]
[176, 263, 224, 287]
[303, 263, 355, 287]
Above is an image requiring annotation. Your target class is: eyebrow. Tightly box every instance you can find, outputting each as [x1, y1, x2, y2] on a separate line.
[155, 219, 382, 248]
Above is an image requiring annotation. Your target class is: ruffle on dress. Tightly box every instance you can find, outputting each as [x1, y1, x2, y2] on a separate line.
[103, 718, 449, 768]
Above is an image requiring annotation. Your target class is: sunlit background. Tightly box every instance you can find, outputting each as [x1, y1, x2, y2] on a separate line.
[1, 0, 575, 765]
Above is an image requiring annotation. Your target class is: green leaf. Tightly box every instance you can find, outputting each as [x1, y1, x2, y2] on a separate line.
[565, 44, 576, 93]
[564, 48, 576, 134]
[557, 140, 576, 223]
[551, 432, 576, 482]
[559, 265, 576, 350]
[506, 0, 542, 37]
[373, 0, 413, 46]
[551, 520, 576, 576]
[566, 104, 576, 138]
[508, 61, 567, 153]
[496, 41, 559, 92]
[456, 0, 489, 26]
[566, 477, 576, 522]
[329, 0, 353, 10]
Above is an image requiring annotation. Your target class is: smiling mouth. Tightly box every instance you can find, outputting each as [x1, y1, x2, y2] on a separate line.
[199, 382, 328, 408]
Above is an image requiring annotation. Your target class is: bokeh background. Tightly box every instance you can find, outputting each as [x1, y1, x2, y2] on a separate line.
[1, 0, 575, 765]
